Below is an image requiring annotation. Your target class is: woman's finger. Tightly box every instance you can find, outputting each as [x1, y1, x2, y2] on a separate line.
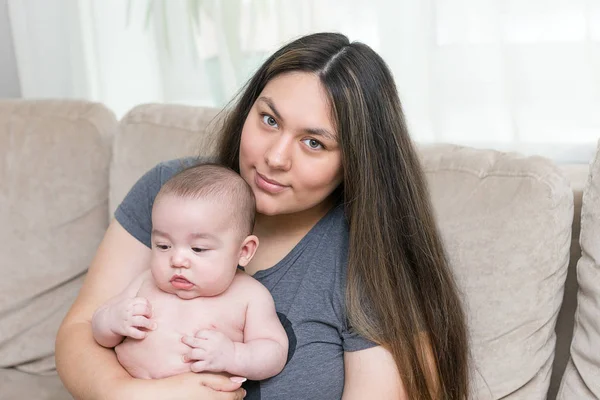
[197, 373, 246, 392]
[220, 388, 246, 400]
[213, 388, 246, 400]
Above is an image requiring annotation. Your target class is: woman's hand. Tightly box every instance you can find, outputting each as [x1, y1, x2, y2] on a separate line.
[110, 372, 246, 400]
[157, 372, 247, 400]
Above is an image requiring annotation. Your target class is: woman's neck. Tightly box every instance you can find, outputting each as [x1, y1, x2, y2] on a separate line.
[253, 198, 335, 240]
[244, 197, 338, 276]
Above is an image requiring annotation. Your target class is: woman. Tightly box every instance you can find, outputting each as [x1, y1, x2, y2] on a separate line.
[56, 32, 469, 399]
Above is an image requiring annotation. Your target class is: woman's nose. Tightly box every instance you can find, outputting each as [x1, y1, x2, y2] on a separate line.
[264, 135, 292, 171]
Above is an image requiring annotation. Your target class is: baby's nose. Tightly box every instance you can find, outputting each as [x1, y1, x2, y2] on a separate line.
[170, 252, 190, 268]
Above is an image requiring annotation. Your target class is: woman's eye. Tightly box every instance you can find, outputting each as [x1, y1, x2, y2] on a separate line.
[302, 138, 324, 150]
[191, 247, 205, 253]
[262, 114, 278, 128]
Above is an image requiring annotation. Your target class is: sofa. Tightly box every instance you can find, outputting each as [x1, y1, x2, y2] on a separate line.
[0, 99, 597, 399]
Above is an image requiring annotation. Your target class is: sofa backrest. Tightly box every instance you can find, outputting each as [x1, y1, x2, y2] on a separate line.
[109, 103, 221, 217]
[0, 100, 115, 373]
[421, 145, 573, 398]
[558, 139, 600, 399]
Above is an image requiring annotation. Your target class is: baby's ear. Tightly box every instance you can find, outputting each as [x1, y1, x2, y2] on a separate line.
[238, 235, 259, 267]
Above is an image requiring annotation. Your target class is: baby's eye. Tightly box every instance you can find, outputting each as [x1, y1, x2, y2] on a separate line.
[191, 247, 205, 253]
[302, 138, 324, 150]
[262, 114, 278, 128]
[155, 244, 170, 250]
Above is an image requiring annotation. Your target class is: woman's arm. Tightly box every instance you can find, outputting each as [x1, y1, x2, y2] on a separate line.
[56, 220, 151, 398]
[342, 346, 407, 400]
[55, 220, 245, 400]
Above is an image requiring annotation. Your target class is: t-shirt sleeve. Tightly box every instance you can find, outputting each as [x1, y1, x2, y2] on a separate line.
[115, 158, 198, 248]
[341, 320, 378, 352]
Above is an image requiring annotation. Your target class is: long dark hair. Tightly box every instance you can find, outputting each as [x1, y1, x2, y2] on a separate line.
[217, 32, 469, 399]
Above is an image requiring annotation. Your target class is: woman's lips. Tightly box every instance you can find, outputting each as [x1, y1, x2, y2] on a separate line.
[170, 276, 194, 290]
[255, 171, 289, 194]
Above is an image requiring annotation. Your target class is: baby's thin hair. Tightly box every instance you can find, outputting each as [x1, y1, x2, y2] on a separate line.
[157, 163, 256, 235]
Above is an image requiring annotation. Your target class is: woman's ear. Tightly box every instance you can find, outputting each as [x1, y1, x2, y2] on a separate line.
[238, 235, 259, 267]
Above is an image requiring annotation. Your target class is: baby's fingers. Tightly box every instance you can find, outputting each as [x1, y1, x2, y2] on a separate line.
[190, 360, 209, 373]
[183, 347, 207, 363]
[182, 335, 207, 349]
[131, 316, 157, 330]
[127, 327, 147, 340]
[132, 301, 152, 318]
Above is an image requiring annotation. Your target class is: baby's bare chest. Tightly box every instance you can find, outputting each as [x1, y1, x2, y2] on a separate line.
[138, 283, 247, 341]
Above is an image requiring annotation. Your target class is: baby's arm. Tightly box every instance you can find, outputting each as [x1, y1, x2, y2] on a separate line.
[232, 284, 288, 379]
[91, 270, 155, 348]
[184, 281, 288, 380]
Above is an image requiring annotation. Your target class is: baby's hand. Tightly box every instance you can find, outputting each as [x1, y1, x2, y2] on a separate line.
[182, 330, 235, 373]
[108, 297, 155, 339]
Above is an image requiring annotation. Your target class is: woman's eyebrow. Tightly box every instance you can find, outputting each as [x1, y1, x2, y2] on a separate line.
[257, 96, 337, 141]
[303, 127, 336, 142]
[258, 96, 283, 121]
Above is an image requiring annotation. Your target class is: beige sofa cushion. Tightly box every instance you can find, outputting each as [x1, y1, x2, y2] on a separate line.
[0, 100, 115, 371]
[558, 140, 600, 399]
[0, 368, 71, 400]
[548, 164, 588, 399]
[421, 145, 573, 399]
[109, 103, 220, 216]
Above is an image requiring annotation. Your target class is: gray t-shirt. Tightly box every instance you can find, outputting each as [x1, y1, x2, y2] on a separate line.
[115, 159, 376, 400]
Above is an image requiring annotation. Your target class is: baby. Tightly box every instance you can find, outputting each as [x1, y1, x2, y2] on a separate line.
[92, 163, 288, 381]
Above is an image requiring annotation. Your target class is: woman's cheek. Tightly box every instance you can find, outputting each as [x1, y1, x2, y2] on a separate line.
[238, 139, 252, 174]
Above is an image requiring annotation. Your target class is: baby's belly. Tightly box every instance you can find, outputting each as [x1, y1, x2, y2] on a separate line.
[115, 327, 190, 379]
[117, 280, 246, 379]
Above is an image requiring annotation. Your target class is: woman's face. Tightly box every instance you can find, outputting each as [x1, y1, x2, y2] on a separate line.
[239, 72, 343, 216]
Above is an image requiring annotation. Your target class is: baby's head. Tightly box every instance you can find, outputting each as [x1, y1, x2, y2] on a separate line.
[150, 163, 258, 299]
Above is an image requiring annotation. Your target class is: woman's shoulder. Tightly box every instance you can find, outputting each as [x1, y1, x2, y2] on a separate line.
[114, 156, 203, 247]
[306, 204, 349, 266]
[321, 204, 349, 243]
[154, 156, 204, 185]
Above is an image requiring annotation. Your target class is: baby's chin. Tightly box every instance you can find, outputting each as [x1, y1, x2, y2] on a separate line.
[173, 290, 202, 299]
[154, 281, 198, 298]
[169, 285, 215, 299]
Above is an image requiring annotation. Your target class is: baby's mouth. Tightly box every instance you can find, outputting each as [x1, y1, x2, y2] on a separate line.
[170, 275, 194, 290]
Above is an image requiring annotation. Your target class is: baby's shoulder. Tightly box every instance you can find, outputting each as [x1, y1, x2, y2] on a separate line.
[231, 270, 266, 288]
[229, 270, 272, 300]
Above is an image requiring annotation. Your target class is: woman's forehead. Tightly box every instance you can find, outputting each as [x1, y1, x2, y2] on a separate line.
[258, 72, 337, 137]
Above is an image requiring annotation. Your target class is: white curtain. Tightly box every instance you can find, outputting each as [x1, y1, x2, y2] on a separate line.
[7, 0, 600, 162]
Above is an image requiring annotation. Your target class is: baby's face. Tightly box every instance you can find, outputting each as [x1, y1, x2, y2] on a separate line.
[150, 194, 244, 299]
